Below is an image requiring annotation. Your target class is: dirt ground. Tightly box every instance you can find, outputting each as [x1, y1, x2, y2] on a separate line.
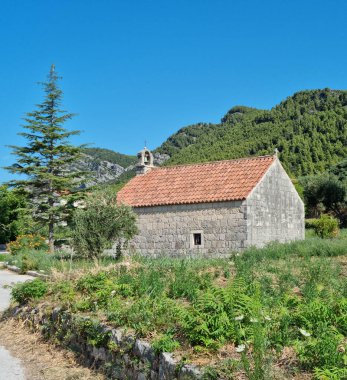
[0, 318, 105, 380]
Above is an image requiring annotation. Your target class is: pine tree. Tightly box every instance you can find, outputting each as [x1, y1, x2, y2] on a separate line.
[6, 65, 84, 252]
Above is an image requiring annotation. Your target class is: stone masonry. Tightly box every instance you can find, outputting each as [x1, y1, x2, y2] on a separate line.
[118, 152, 305, 257]
[129, 201, 247, 258]
[11, 306, 202, 380]
[245, 158, 305, 247]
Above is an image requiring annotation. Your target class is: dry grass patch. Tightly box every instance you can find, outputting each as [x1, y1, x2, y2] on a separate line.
[0, 318, 105, 380]
[50, 259, 139, 282]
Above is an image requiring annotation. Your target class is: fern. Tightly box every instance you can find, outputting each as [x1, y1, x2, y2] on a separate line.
[224, 277, 255, 318]
[181, 287, 235, 348]
[314, 367, 347, 380]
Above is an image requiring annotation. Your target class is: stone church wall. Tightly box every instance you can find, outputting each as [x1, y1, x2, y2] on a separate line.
[245, 159, 305, 247]
[117, 158, 305, 258]
[129, 201, 247, 257]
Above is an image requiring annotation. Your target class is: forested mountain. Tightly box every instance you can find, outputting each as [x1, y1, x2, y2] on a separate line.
[156, 89, 347, 177]
[79, 89, 347, 185]
[83, 148, 136, 168]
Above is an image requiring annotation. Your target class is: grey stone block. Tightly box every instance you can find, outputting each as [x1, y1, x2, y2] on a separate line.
[178, 364, 202, 379]
[159, 353, 177, 379]
[133, 339, 156, 363]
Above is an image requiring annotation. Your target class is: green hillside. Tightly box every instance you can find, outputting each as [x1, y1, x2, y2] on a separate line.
[156, 89, 347, 177]
[83, 147, 137, 168]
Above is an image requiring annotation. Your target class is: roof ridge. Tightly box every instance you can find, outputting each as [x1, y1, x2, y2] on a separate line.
[153, 154, 275, 170]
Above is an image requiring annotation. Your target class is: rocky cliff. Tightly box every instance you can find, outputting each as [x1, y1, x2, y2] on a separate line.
[74, 150, 170, 187]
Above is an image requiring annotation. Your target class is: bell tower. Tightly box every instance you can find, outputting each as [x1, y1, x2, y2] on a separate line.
[136, 147, 154, 175]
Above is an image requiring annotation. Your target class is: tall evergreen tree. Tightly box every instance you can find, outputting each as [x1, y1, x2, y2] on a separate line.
[6, 65, 83, 252]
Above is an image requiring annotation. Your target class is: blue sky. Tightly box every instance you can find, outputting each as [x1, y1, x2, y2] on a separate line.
[1, 0, 347, 182]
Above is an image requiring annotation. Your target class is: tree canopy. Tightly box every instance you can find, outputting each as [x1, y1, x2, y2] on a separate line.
[0, 186, 26, 244]
[5, 65, 84, 251]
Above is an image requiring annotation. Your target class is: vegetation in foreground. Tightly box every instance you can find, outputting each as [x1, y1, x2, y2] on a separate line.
[11, 237, 347, 379]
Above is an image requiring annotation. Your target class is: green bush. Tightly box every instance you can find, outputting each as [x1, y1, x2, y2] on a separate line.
[182, 287, 235, 348]
[312, 214, 339, 239]
[305, 218, 319, 229]
[314, 367, 347, 380]
[296, 326, 346, 371]
[7, 234, 48, 255]
[152, 333, 180, 353]
[11, 279, 48, 304]
[168, 260, 212, 301]
[71, 188, 137, 259]
[0, 254, 8, 262]
[0, 186, 28, 244]
[73, 317, 111, 348]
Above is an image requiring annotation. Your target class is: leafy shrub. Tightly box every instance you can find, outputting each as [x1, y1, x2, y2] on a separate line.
[152, 333, 180, 353]
[293, 299, 337, 332]
[21, 253, 38, 273]
[296, 326, 346, 370]
[7, 234, 48, 255]
[77, 273, 124, 310]
[305, 218, 319, 229]
[314, 367, 347, 380]
[76, 271, 109, 293]
[335, 298, 347, 335]
[73, 317, 111, 347]
[108, 296, 182, 336]
[301, 174, 347, 226]
[182, 288, 234, 348]
[51, 281, 76, 305]
[0, 254, 8, 262]
[0, 186, 28, 244]
[71, 188, 137, 259]
[168, 260, 212, 301]
[312, 215, 339, 238]
[11, 279, 48, 304]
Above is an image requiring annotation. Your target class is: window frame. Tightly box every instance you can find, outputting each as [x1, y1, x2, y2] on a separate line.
[190, 230, 204, 248]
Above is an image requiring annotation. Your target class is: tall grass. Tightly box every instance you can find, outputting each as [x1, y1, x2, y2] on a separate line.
[5, 249, 118, 273]
[9, 234, 347, 379]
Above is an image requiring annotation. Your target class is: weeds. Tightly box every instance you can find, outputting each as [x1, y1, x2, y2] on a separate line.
[11, 279, 48, 304]
[9, 235, 347, 379]
[152, 333, 180, 353]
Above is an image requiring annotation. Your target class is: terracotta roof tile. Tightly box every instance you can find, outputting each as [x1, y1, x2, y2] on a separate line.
[117, 155, 276, 207]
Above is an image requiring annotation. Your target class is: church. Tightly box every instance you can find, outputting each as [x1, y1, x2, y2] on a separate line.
[117, 148, 305, 257]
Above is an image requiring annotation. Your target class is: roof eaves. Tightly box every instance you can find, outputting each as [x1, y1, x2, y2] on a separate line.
[132, 196, 247, 208]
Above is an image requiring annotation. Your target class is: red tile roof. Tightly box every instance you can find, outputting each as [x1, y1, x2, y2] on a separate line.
[117, 155, 276, 207]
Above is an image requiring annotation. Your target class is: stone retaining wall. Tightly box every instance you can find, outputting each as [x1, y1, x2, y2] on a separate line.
[10, 306, 202, 380]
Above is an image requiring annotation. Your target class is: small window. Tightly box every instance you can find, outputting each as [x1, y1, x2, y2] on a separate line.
[190, 230, 204, 248]
[193, 233, 202, 246]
